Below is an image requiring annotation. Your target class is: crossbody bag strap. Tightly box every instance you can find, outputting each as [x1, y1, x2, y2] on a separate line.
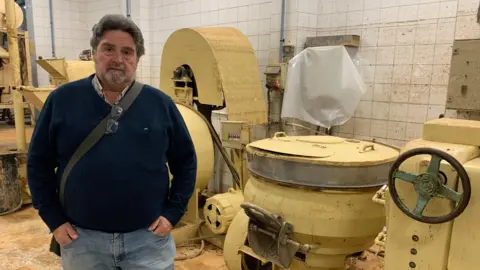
[58, 81, 144, 207]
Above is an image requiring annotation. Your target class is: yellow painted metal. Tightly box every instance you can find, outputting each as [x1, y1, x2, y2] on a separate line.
[448, 158, 480, 269]
[36, 58, 95, 86]
[17, 86, 55, 111]
[224, 135, 396, 270]
[224, 210, 249, 270]
[384, 118, 480, 270]
[247, 134, 399, 166]
[0, 0, 23, 29]
[5, 0, 25, 151]
[175, 103, 214, 207]
[159, 27, 267, 125]
[203, 188, 244, 234]
[245, 175, 385, 269]
[423, 117, 480, 146]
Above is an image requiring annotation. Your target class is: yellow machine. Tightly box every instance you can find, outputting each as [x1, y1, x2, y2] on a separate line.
[159, 27, 267, 247]
[382, 118, 478, 270]
[0, 0, 32, 126]
[222, 117, 478, 270]
[223, 133, 399, 269]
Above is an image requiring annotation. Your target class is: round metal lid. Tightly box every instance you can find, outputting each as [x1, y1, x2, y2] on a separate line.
[247, 133, 399, 167]
[245, 134, 399, 188]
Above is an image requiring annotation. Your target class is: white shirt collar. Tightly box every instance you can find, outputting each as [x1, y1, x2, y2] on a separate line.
[92, 75, 131, 105]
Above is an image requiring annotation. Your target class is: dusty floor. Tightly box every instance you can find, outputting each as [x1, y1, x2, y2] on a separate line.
[0, 206, 227, 270]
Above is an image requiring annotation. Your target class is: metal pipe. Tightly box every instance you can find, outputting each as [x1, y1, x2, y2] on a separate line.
[15, 86, 55, 92]
[24, 0, 38, 87]
[126, 0, 131, 18]
[5, 0, 26, 151]
[279, 0, 286, 62]
[48, 0, 55, 57]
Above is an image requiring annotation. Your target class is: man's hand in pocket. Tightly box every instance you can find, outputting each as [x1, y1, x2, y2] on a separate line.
[53, 222, 78, 246]
[148, 216, 172, 237]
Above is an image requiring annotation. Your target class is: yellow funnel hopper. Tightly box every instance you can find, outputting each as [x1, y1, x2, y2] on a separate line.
[36, 58, 95, 85]
[18, 87, 54, 111]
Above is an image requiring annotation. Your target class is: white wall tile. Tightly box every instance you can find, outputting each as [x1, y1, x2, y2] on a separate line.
[354, 118, 372, 136]
[429, 85, 447, 105]
[393, 65, 412, 84]
[365, 0, 382, 10]
[394, 45, 414, 64]
[398, 5, 419, 22]
[407, 104, 428, 123]
[439, 1, 458, 18]
[415, 23, 438, 44]
[387, 121, 406, 140]
[391, 84, 410, 102]
[372, 102, 390, 119]
[374, 83, 392, 102]
[370, 119, 388, 137]
[457, 0, 480, 16]
[389, 103, 409, 121]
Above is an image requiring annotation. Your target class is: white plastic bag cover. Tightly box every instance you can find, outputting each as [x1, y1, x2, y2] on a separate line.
[281, 46, 366, 129]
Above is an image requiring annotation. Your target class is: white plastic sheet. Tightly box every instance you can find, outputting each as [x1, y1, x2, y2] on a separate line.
[281, 46, 366, 129]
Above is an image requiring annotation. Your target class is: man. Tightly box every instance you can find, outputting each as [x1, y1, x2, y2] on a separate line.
[27, 14, 197, 270]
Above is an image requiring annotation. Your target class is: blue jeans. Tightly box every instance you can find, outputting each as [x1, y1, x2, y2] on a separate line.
[60, 225, 176, 270]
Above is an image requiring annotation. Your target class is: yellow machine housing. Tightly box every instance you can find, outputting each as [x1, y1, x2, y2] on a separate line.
[159, 27, 267, 246]
[384, 118, 480, 270]
[224, 133, 399, 270]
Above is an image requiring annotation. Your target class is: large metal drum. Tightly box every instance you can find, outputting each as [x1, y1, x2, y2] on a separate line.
[173, 103, 214, 191]
[224, 134, 399, 270]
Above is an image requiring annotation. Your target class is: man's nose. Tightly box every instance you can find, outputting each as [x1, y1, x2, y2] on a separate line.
[112, 51, 124, 62]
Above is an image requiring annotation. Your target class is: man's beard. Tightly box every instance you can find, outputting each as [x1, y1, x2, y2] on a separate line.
[103, 69, 133, 90]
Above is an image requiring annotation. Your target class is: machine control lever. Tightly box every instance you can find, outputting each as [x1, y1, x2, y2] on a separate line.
[240, 202, 311, 268]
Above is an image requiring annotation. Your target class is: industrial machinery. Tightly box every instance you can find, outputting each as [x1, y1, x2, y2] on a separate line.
[224, 132, 399, 269]
[0, 0, 32, 125]
[158, 27, 268, 247]
[381, 118, 478, 270]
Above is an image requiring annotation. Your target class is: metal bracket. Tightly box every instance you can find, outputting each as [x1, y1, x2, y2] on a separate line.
[241, 202, 311, 268]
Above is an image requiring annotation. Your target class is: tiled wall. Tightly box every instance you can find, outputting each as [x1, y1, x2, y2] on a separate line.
[313, 0, 480, 148]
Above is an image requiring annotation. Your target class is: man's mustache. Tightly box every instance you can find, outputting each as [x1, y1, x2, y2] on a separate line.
[108, 66, 125, 71]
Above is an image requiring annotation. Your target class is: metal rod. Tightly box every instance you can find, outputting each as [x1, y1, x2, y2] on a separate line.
[24, 0, 38, 87]
[5, 0, 26, 151]
[279, 0, 286, 62]
[16, 86, 55, 92]
[126, 0, 131, 18]
[48, 0, 55, 57]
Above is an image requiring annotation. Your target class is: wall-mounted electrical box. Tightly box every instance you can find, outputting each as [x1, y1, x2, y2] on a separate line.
[447, 39, 480, 111]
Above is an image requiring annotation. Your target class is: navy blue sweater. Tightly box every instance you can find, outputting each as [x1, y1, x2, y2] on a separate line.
[27, 75, 197, 233]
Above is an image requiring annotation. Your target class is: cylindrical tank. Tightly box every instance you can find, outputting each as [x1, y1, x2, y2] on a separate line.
[174, 103, 214, 192]
[224, 134, 399, 270]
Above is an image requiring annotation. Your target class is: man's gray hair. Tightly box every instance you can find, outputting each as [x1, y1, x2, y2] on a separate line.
[90, 14, 145, 58]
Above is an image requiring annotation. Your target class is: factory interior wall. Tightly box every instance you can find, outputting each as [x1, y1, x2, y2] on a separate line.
[25, 0, 480, 191]
[314, 0, 480, 148]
